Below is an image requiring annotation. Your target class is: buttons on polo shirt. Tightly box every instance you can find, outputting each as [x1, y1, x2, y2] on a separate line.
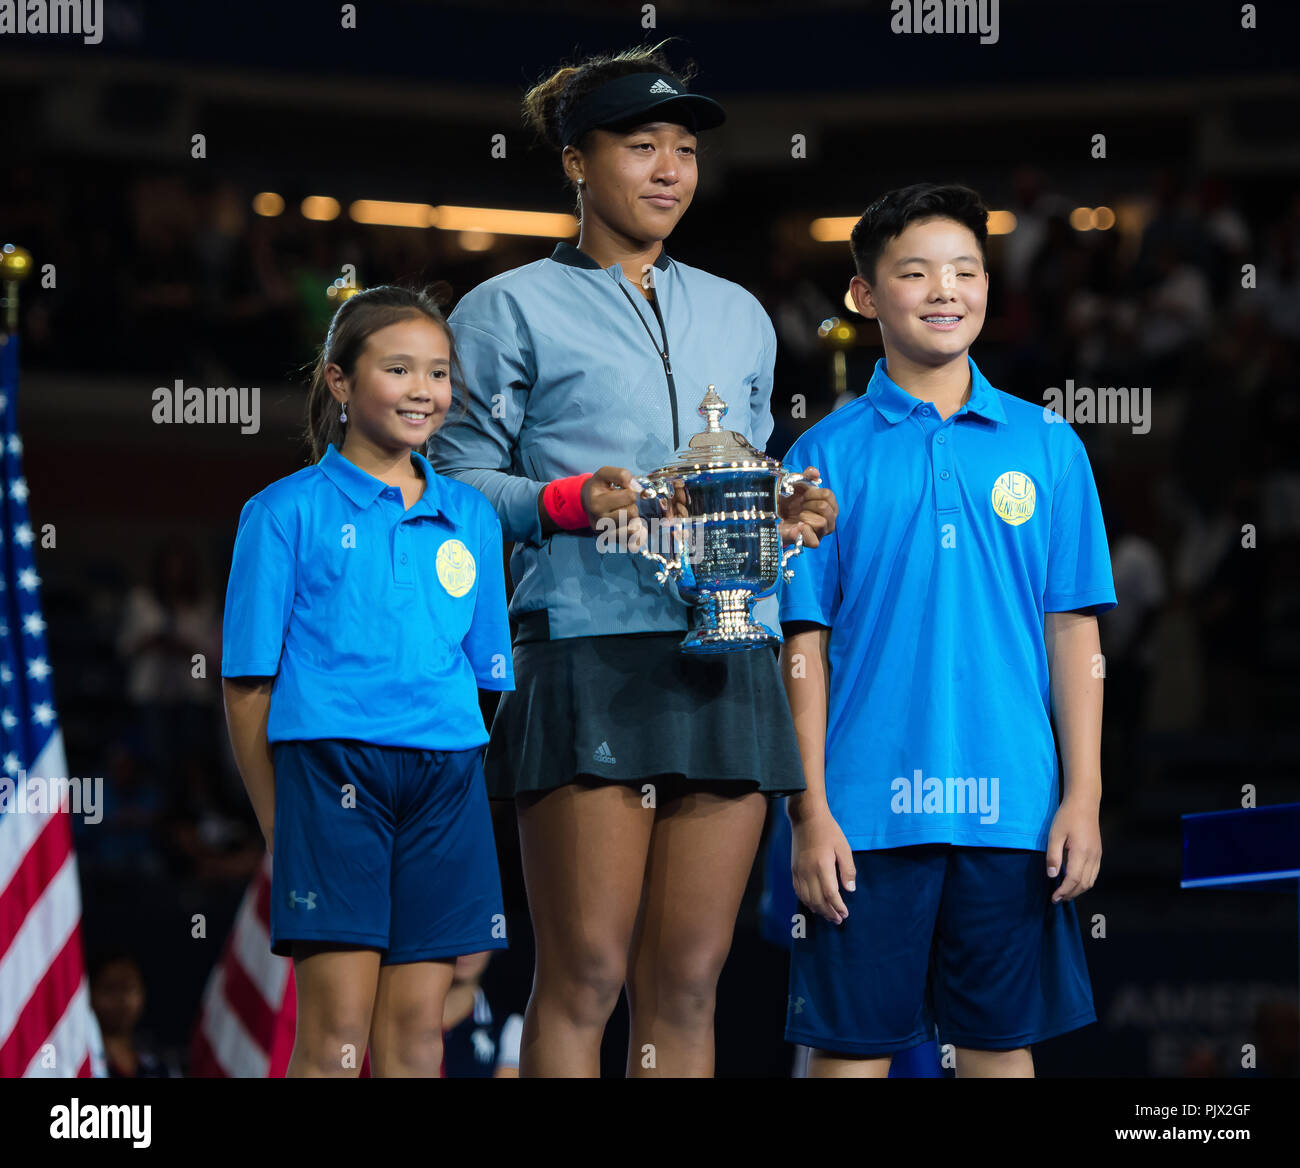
[930, 425, 959, 512]
[394, 523, 413, 587]
[920, 405, 931, 416]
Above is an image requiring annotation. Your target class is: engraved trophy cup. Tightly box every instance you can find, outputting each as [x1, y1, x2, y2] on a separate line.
[637, 385, 816, 653]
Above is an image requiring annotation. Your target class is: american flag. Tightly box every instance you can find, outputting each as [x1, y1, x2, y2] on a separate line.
[189, 852, 298, 1077]
[0, 328, 105, 1077]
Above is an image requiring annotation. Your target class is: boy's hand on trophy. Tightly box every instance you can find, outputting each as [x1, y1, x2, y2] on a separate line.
[779, 466, 838, 548]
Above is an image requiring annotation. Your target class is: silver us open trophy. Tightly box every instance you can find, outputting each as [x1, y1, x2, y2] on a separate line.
[637, 385, 815, 653]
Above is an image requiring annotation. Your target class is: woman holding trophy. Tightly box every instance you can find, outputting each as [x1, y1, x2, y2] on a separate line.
[428, 41, 836, 1077]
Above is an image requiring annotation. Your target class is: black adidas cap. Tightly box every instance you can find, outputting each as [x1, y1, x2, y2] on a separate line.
[559, 72, 726, 149]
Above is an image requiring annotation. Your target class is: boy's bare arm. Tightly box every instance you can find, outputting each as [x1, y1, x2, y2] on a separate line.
[1044, 609, 1104, 900]
[1046, 610, 1104, 804]
[781, 625, 856, 921]
[222, 677, 276, 852]
[780, 626, 831, 823]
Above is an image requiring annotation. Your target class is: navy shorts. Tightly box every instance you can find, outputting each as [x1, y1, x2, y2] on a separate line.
[786, 844, 1095, 1055]
[269, 739, 507, 964]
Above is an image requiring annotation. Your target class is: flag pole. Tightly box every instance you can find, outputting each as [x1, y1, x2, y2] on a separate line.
[1, 243, 33, 335]
[0, 240, 107, 1077]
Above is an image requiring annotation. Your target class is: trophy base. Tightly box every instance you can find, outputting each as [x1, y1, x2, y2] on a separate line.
[681, 589, 777, 654]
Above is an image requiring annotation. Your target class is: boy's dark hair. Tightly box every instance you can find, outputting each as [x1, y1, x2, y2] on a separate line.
[522, 39, 697, 165]
[850, 183, 989, 285]
[302, 284, 467, 464]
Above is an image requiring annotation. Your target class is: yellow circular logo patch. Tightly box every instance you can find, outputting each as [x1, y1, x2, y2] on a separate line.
[991, 471, 1036, 526]
[436, 539, 476, 597]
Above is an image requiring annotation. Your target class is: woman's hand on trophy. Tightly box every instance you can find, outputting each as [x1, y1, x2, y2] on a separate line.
[778, 466, 838, 548]
[583, 465, 648, 551]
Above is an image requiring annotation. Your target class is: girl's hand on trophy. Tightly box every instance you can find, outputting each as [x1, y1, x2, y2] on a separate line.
[779, 466, 838, 547]
[583, 466, 645, 546]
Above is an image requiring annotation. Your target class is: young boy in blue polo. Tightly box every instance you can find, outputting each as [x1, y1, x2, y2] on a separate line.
[779, 183, 1114, 1076]
[221, 285, 513, 1077]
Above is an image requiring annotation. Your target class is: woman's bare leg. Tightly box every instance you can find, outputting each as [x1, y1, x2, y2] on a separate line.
[516, 782, 656, 1076]
[624, 786, 768, 1077]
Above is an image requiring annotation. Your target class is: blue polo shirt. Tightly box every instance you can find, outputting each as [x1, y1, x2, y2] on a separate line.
[780, 356, 1116, 852]
[221, 443, 513, 751]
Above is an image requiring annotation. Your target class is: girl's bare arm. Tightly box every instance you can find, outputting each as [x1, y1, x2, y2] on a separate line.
[222, 677, 277, 851]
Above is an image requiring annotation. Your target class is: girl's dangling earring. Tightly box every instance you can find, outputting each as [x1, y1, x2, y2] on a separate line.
[340, 400, 348, 424]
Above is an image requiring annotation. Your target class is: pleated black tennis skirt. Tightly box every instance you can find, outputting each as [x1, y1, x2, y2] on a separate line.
[483, 630, 807, 802]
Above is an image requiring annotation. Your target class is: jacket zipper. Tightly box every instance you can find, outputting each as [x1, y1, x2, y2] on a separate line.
[616, 279, 680, 449]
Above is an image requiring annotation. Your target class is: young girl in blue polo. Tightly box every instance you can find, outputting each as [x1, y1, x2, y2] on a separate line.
[221, 285, 513, 1077]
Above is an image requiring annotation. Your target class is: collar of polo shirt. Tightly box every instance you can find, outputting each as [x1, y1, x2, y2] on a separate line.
[550, 241, 671, 275]
[866, 356, 1007, 425]
[318, 444, 446, 517]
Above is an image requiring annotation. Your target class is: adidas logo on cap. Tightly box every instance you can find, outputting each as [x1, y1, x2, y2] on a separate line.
[648, 78, 678, 94]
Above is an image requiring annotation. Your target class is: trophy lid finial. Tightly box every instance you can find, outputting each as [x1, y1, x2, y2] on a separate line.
[699, 385, 728, 432]
[644, 382, 780, 474]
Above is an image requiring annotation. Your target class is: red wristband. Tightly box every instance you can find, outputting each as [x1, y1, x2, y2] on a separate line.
[542, 473, 593, 530]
